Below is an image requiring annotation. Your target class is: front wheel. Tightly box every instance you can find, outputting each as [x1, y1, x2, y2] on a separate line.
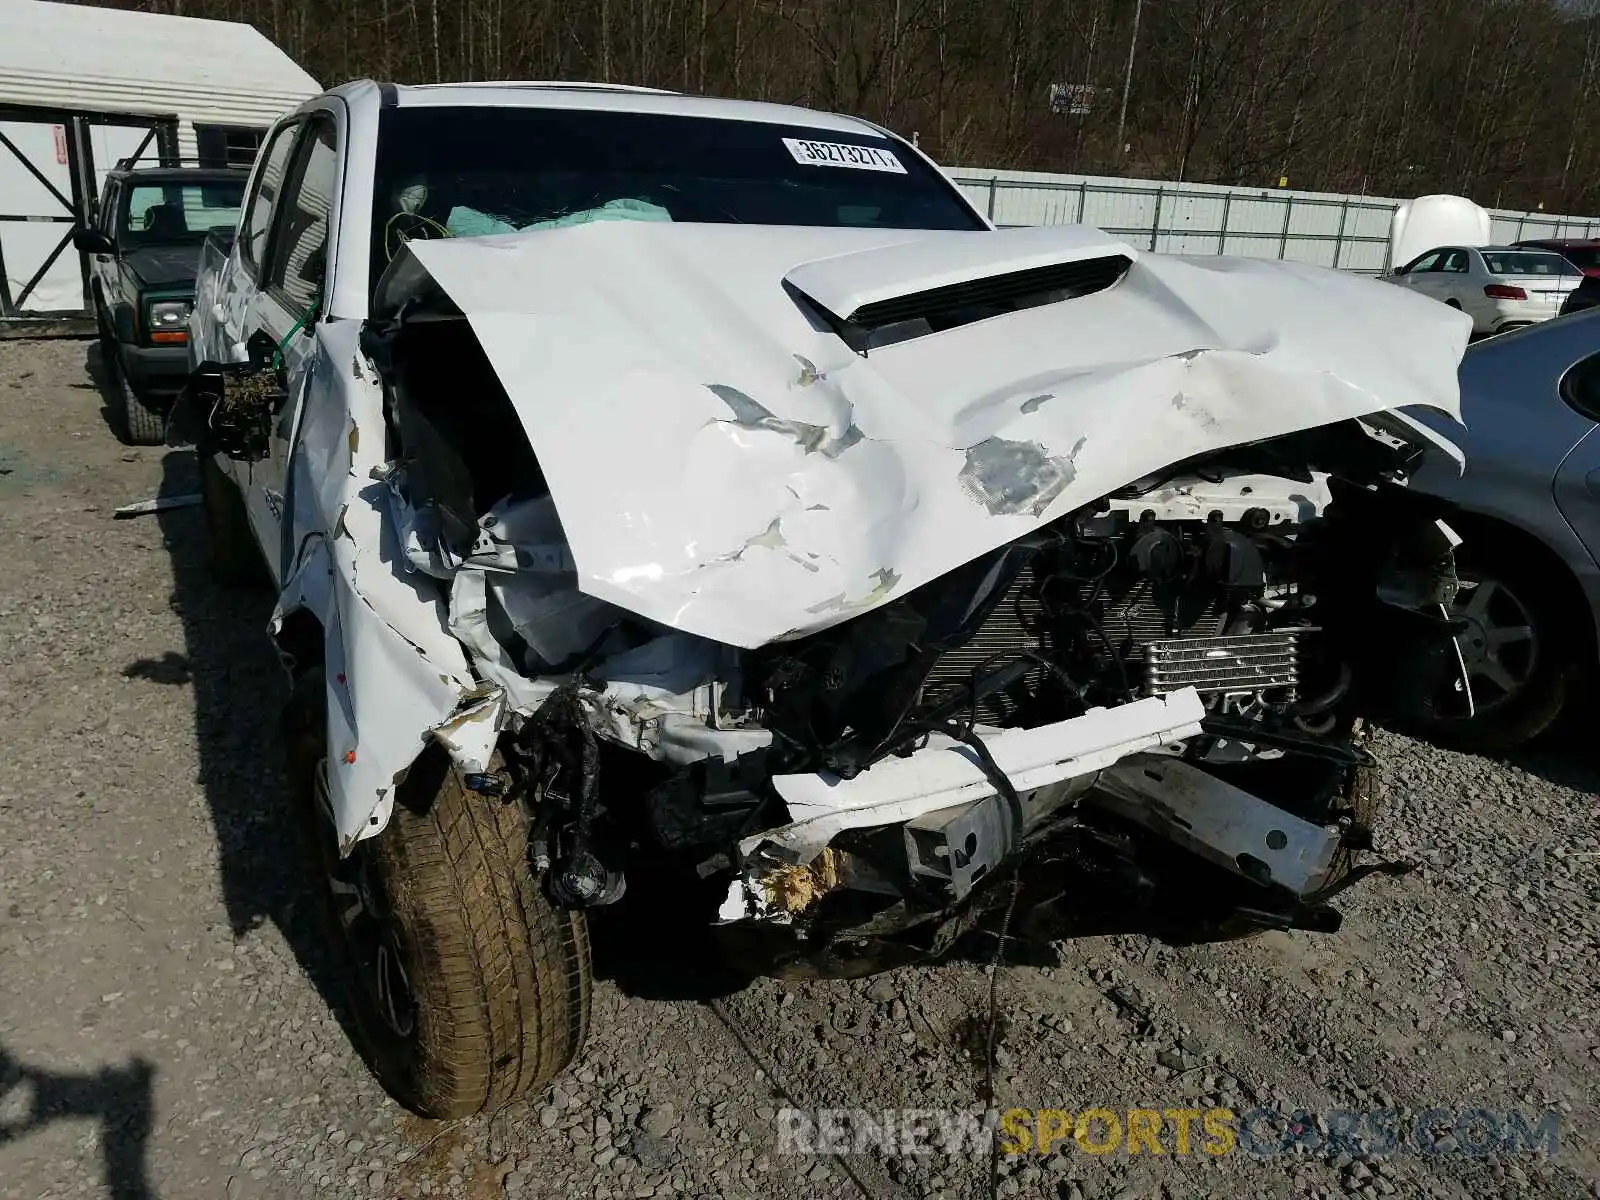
[107, 348, 167, 445]
[285, 672, 592, 1118]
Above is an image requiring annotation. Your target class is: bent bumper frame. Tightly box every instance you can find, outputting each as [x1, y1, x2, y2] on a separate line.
[719, 688, 1208, 922]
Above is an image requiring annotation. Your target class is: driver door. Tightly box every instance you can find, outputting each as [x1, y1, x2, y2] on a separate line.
[214, 113, 338, 583]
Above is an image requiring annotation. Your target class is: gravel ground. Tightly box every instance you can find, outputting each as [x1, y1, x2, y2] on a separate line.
[1, 336, 1597, 1200]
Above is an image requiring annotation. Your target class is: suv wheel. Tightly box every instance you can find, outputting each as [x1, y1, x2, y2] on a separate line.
[285, 671, 592, 1118]
[106, 346, 167, 445]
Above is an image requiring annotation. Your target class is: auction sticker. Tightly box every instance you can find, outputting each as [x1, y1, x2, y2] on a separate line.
[783, 138, 907, 174]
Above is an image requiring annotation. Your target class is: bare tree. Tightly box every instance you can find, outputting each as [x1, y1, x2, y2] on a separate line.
[79, 0, 1600, 212]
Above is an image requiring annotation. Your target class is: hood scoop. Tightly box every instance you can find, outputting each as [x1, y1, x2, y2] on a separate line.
[782, 223, 1138, 353]
[794, 254, 1133, 352]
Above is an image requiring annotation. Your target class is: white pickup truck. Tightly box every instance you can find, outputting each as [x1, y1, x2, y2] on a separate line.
[183, 79, 1472, 1119]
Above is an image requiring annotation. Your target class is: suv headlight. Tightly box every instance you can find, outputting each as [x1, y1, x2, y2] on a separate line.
[146, 299, 191, 344]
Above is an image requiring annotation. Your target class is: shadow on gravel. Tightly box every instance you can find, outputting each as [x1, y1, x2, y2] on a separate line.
[587, 864, 757, 1002]
[82, 341, 121, 441]
[138, 449, 359, 1042]
[1503, 713, 1600, 795]
[1381, 689, 1600, 796]
[0, 1044, 156, 1200]
[131, 437, 744, 1025]
[121, 651, 193, 685]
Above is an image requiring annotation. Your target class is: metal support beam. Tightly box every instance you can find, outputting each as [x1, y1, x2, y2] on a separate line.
[13, 229, 74, 310]
[1332, 198, 1351, 269]
[0, 128, 73, 213]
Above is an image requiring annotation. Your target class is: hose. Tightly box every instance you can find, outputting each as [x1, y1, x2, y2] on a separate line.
[1287, 661, 1353, 718]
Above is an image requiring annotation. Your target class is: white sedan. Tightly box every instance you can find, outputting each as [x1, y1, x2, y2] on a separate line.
[1384, 245, 1581, 334]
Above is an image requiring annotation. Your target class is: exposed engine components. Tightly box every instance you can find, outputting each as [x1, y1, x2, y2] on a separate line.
[514, 687, 626, 907]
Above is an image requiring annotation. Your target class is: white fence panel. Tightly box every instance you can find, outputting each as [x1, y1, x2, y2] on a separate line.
[948, 167, 1600, 274]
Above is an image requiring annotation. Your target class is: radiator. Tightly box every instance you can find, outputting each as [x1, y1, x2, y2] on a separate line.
[1141, 630, 1304, 698]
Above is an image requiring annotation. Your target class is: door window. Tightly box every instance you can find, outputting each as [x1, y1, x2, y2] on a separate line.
[264, 119, 337, 317]
[119, 182, 245, 247]
[1403, 251, 1443, 274]
[239, 121, 300, 274]
[1440, 249, 1469, 273]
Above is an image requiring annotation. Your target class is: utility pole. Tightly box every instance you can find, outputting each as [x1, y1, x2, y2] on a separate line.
[1115, 0, 1145, 156]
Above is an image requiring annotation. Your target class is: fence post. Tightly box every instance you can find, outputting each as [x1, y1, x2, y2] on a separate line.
[986, 177, 998, 221]
[1332, 198, 1350, 270]
[1218, 192, 1232, 255]
[1077, 180, 1088, 225]
[1515, 213, 1527, 241]
[1150, 187, 1165, 251]
[1277, 196, 1295, 260]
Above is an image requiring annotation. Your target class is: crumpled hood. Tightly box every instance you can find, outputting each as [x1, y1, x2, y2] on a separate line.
[397, 222, 1470, 649]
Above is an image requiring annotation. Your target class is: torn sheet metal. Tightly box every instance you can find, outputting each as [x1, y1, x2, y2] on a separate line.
[396, 221, 1470, 650]
[383, 488, 622, 701]
[455, 494, 621, 668]
[381, 484, 770, 765]
[276, 321, 479, 848]
[429, 691, 506, 776]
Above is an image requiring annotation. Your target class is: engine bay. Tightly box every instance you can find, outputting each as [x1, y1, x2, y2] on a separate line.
[744, 420, 1460, 769]
[399, 413, 1468, 974]
[304, 224, 1477, 977]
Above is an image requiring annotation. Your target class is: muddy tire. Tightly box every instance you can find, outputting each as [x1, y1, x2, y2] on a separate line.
[285, 672, 592, 1119]
[198, 453, 266, 587]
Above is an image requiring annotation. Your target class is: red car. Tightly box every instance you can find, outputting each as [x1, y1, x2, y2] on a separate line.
[1512, 237, 1600, 277]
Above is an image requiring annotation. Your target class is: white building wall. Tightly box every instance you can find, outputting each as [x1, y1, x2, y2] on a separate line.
[0, 2, 318, 317]
[0, 3, 319, 133]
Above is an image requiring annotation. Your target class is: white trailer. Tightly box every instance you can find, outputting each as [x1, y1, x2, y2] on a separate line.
[0, 0, 318, 327]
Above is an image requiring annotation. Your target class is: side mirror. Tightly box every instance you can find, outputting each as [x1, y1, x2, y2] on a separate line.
[169, 357, 286, 460]
[71, 227, 115, 255]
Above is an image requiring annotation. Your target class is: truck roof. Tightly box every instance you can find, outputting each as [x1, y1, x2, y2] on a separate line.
[106, 164, 251, 184]
[326, 79, 893, 139]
